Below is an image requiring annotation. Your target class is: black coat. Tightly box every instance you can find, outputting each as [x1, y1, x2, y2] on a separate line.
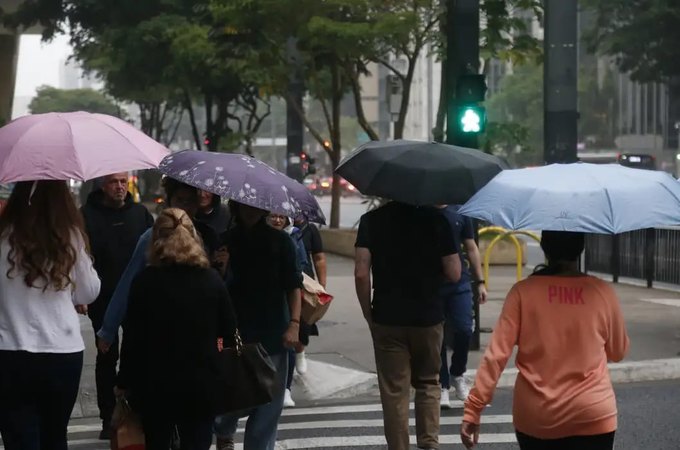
[81, 190, 154, 319]
[117, 265, 237, 418]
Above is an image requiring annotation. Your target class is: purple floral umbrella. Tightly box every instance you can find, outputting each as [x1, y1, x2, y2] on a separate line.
[158, 150, 326, 224]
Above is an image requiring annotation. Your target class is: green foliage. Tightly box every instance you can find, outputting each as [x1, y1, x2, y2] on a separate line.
[28, 85, 124, 117]
[486, 64, 543, 163]
[486, 61, 621, 165]
[583, 0, 680, 83]
[481, 0, 543, 65]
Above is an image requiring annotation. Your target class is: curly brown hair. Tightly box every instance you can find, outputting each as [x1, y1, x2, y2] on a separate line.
[0, 180, 90, 291]
[148, 208, 209, 268]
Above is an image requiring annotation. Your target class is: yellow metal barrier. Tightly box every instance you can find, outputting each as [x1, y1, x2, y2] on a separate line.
[479, 227, 541, 288]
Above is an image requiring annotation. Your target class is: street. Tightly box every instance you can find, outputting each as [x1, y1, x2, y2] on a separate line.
[21, 381, 680, 449]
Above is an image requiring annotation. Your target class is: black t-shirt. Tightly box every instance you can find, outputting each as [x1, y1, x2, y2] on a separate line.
[298, 223, 323, 278]
[355, 202, 458, 326]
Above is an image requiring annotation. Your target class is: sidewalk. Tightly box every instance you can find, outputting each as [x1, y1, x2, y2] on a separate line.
[73, 254, 680, 418]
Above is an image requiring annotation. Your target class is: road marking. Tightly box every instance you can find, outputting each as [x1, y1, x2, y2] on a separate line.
[266, 433, 518, 449]
[279, 401, 463, 417]
[239, 414, 512, 431]
[639, 298, 680, 307]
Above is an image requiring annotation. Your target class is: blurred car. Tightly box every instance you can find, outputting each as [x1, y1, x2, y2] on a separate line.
[339, 178, 360, 197]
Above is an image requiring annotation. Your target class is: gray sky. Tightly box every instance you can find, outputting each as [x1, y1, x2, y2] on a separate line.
[15, 34, 71, 97]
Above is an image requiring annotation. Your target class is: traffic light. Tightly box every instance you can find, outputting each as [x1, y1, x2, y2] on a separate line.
[301, 151, 317, 176]
[455, 74, 487, 135]
[457, 105, 486, 134]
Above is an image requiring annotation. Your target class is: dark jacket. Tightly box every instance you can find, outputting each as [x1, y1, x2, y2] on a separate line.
[195, 194, 231, 235]
[223, 220, 302, 355]
[117, 265, 236, 417]
[81, 190, 154, 319]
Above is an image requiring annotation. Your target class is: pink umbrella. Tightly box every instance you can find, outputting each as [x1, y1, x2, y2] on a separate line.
[0, 112, 170, 182]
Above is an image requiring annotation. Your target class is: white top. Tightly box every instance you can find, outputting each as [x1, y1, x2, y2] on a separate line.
[0, 232, 101, 353]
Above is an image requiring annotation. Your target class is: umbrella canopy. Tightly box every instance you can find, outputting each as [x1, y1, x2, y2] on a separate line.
[336, 140, 508, 205]
[158, 150, 326, 224]
[458, 163, 680, 234]
[0, 112, 169, 182]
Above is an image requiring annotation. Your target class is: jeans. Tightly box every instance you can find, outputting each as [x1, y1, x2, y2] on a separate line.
[516, 430, 615, 450]
[90, 311, 119, 424]
[214, 352, 288, 450]
[286, 349, 295, 390]
[143, 415, 214, 450]
[440, 288, 473, 388]
[0, 350, 83, 450]
[371, 323, 443, 450]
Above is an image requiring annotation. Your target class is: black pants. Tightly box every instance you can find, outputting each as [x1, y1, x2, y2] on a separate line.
[0, 350, 83, 450]
[143, 414, 213, 450]
[89, 312, 119, 425]
[516, 430, 616, 450]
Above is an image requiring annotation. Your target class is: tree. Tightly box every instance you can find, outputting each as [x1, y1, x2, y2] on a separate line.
[210, 0, 389, 227]
[28, 85, 124, 117]
[486, 61, 621, 165]
[485, 63, 543, 164]
[3, 0, 271, 153]
[583, 0, 680, 83]
[354, 0, 442, 140]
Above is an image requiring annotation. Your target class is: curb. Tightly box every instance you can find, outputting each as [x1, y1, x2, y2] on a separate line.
[320, 357, 680, 400]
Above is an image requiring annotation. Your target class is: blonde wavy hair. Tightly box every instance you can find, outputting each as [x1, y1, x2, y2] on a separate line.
[148, 208, 210, 268]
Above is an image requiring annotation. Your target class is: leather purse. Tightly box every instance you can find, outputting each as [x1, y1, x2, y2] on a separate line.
[217, 329, 278, 413]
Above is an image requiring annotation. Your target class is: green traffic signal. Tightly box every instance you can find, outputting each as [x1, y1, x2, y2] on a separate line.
[457, 106, 486, 134]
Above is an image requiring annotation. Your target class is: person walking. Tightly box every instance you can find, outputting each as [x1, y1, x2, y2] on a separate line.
[80, 172, 154, 439]
[460, 231, 629, 450]
[196, 190, 231, 235]
[291, 218, 327, 375]
[437, 205, 487, 407]
[0, 180, 101, 450]
[96, 178, 220, 353]
[214, 202, 302, 450]
[354, 202, 461, 450]
[116, 208, 236, 450]
[266, 213, 309, 408]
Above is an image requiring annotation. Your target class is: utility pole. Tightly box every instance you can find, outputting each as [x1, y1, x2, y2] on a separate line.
[445, 0, 483, 351]
[286, 38, 305, 182]
[544, 0, 578, 164]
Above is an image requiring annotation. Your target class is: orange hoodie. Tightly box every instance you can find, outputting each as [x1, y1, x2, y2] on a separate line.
[463, 275, 630, 439]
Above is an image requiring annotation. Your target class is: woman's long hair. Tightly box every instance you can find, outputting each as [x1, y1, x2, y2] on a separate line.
[0, 180, 89, 291]
[148, 208, 209, 268]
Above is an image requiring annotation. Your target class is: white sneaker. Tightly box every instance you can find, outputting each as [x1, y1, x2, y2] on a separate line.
[295, 351, 308, 375]
[283, 388, 295, 408]
[453, 376, 470, 401]
[440, 388, 452, 409]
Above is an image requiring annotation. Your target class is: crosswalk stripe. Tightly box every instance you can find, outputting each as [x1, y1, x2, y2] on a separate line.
[240, 414, 512, 432]
[280, 401, 464, 417]
[261, 433, 518, 449]
[67, 424, 102, 433]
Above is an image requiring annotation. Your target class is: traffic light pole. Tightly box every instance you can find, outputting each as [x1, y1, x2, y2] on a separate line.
[445, 0, 482, 351]
[286, 38, 305, 182]
[445, 0, 480, 150]
[544, 0, 578, 164]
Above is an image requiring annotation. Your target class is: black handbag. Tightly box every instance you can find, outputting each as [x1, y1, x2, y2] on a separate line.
[217, 329, 278, 413]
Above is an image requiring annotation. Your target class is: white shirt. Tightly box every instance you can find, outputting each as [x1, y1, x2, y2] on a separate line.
[0, 233, 101, 353]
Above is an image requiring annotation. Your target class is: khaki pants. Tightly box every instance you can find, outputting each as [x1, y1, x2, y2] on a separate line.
[371, 323, 443, 450]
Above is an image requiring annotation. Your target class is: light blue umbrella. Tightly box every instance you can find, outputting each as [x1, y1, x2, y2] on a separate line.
[458, 163, 680, 234]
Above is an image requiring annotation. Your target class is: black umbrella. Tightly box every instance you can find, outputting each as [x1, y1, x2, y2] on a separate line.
[336, 140, 509, 205]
